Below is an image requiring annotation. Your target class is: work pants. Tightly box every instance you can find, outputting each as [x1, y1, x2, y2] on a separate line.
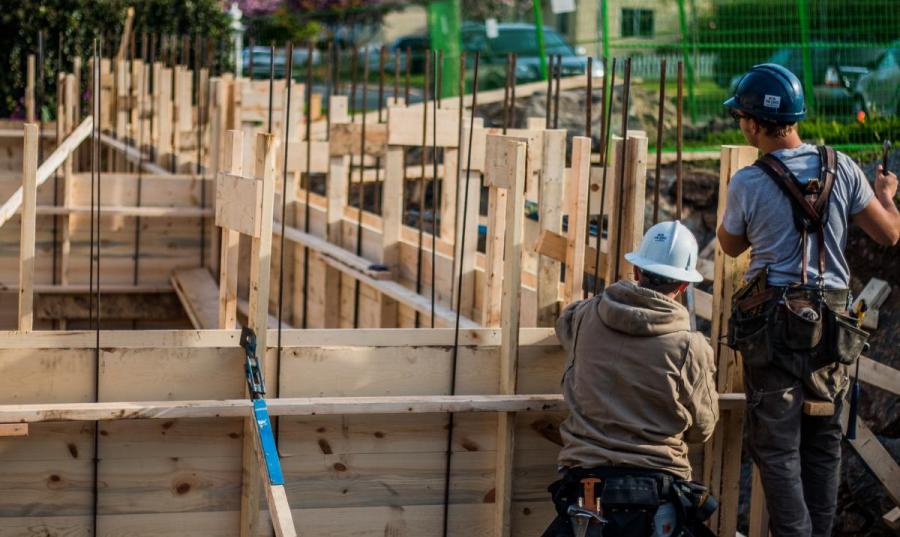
[743, 308, 849, 537]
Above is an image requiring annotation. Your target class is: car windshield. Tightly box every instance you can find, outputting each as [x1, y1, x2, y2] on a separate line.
[488, 29, 575, 56]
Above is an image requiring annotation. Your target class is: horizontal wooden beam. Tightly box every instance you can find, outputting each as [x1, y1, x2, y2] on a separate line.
[35, 205, 212, 218]
[0, 392, 746, 424]
[0, 423, 28, 436]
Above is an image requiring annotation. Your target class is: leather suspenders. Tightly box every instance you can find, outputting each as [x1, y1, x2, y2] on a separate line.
[754, 146, 837, 286]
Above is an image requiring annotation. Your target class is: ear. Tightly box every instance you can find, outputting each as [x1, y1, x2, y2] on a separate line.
[633, 266, 641, 282]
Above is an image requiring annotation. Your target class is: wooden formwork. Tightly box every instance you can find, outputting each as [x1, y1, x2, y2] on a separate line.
[3, 58, 899, 536]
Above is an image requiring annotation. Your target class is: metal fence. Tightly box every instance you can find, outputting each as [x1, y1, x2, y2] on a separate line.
[596, 0, 899, 125]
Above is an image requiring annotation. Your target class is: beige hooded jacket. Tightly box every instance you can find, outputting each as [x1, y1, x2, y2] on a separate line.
[556, 280, 719, 480]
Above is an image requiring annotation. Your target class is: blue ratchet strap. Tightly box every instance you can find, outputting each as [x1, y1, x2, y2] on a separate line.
[253, 399, 285, 485]
[240, 327, 284, 485]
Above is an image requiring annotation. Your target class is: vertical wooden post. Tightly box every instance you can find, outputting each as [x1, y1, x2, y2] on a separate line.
[60, 74, 76, 286]
[218, 130, 242, 329]
[536, 129, 566, 325]
[240, 131, 278, 537]
[564, 136, 592, 302]
[703, 144, 756, 535]
[18, 124, 39, 332]
[492, 136, 527, 537]
[440, 147, 459, 243]
[452, 136, 481, 320]
[324, 155, 349, 328]
[748, 465, 771, 537]
[115, 59, 128, 171]
[156, 67, 173, 169]
[25, 55, 36, 123]
[604, 133, 648, 284]
[482, 185, 507, 326]
[378, 146, 404, 327]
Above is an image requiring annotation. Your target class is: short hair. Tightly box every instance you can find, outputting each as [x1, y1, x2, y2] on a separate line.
[637, 268, 685, 295]
[748, 114, 795, 138]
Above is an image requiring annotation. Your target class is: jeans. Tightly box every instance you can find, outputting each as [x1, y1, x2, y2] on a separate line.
[743, 319, 849, 537]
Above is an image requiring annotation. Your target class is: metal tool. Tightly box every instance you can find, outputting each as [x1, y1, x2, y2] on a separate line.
[239, 328, 285, 486]
[567, 504, 605, 537]
[882, 139, 891, 175]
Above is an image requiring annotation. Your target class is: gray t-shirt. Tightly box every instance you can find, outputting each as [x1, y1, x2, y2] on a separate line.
[722, 143, 874, 288]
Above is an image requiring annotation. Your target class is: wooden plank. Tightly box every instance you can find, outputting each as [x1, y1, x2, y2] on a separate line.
[704, 144, 757, 535]
[387, 107, 459, 147]
[564, 136, 592, 302]
[0, 116, 93, 231]
[378, 146, 404, 326]
[34, 205, 212, 217]
[0, 423, 27, 437]
[282, 140, 330, 174]
[99, 131, 173, 176]
[606, 133, 648, 283]
[219, 130, 243, 330]
[884, 507, 900, 530]
[802, 399, 835, 416]
[855, 356, 900, 396]
[496, 137, 527, 537]
[841, 408, 900, 505]
[171, 268, 220, 329]
[18, 124, 38, 332]
[537, 130, 565, 326]
[440, 148, 459, 243]
[482, 184, 507, 327]
[328, 123, 388, 157]
[216, 172, 263, 238]
[0, 395, 567, 423]
[747, 465, 770, 537]
[453, 166, 481, 320]
[241, 131, 278, 537]
[274, 223, 393, 280]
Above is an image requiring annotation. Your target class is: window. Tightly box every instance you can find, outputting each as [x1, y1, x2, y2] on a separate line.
[621, 8, 654, 38]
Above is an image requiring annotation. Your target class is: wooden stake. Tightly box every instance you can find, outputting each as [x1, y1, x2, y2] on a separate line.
[537, 129, 566, 325]
[25, 55, 36, 123]
[218, 130, 243, 329]
[18, 124, 39, 332]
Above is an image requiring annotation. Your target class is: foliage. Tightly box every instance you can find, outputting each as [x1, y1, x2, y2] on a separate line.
[689, 117, 900, 148]
[0, 0, 231, 119]
[244, 7, 320, 45]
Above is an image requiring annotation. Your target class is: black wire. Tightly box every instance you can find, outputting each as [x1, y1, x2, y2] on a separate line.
[302, 41, 314, 329]
[352, 47, 369, 328]
[441, 50, 479, 537]
[276, 41, 294, 448]
[592, 57, 614, 296]
[430, 50, 441, 328]
[415, 49, 430, 328]
[267, 42, 275, 133]
[449, 52, 465, 307]
[613, 58, 632, 280]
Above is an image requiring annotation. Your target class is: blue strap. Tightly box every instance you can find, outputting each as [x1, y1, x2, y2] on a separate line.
[253, 399, 284, 486]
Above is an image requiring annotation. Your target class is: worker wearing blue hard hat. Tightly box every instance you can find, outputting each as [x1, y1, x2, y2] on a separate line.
[719, 63, 899, 536]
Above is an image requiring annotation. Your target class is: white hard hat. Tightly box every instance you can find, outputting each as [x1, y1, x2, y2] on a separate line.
[624, 220, 703, 283]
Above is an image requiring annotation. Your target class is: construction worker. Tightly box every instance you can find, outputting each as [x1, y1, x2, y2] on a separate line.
[719, 63, 900, 537]
[542, 221, 719, 537]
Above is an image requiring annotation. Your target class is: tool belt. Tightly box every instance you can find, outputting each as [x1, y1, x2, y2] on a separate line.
[727, 147, 868, 372]
[548, 466, 717, 537]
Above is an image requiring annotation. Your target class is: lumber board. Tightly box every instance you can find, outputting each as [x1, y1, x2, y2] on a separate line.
[0, 395, 568, 424]
[99, 131, 172, 176]
[537, 130, 565, 326]
[387, 106, 459, 147]
[18, 124, 38, 332]
[841, 408, 900, 505]
[328, 122, 388, 157]
[855, 356, 900, 396]
[884, 507, 900, 530]
[0, 423, 27, 436]
[564, 136, 592, 302]
[35, 205, 213, 217]
[216, 172, 263, 237]
[171, 268, 220, 329]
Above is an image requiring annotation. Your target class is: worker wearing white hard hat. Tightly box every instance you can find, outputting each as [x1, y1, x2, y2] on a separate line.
[542, 221, 718, 537]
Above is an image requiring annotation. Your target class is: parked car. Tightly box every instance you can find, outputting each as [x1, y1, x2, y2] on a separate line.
[854, 40, 900, 120]
[241, 46, 321, 79]
[727, 44, 883, 118]
[460, 22, 603, 89]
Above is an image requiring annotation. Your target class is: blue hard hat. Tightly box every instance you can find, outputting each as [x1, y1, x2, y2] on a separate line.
[724, 63, 806, 122]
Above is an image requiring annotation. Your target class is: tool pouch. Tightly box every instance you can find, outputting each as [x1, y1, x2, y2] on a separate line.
[600, 477, 660, 537]
[781, 290, 824, 350]
[829, 311, 868, 365]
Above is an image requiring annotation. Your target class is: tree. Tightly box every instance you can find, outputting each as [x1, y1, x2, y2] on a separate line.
[0, 0, 231, 118]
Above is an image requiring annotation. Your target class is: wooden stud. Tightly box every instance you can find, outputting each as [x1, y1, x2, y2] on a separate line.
[604, 133, 648, 284]
[537, 130, 566, 325]
[747, 465, 770, 537]
[884, 507, 900, 530]
[240, 131, 279, 537]
[60, 73, 77, 286]
[325, 155, 350, 327]
[378, 146, 404, 327]
[172, 268, 219, 329]
[439, 147, 459, 244]
[452, 147, 481, 320]
[217, 130, 244, 328]
[564, 136, 592, 302]
[18, 124, 39, 332]
[0, 423, 28, 437]
[841, 408, 900, 506]
[482, 185, 507, 327]
[494, 137, 527, 537]
[25, 55, 35, 123]
[704, 144, 757, 535]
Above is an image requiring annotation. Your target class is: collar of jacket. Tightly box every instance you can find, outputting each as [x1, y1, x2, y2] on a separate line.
[597, 280, 691, 336]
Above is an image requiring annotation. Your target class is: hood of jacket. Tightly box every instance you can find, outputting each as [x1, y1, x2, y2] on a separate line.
[597, 280, 690, 337]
